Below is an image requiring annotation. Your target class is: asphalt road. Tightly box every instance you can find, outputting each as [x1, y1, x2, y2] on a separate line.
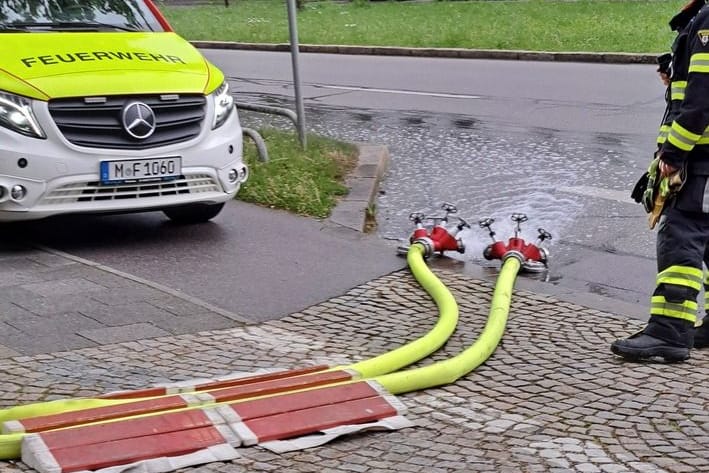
[202, 49, 665, 310]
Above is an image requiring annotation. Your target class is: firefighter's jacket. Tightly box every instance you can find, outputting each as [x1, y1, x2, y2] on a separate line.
[661, 5, 709, 176]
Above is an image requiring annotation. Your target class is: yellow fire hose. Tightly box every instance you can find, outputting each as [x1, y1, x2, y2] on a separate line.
[343, 243, 459, 378]
[0, 245, 517, 460]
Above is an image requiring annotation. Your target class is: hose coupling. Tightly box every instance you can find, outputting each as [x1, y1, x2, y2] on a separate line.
[502, 250, 525, 264]
[412, 237, 435, 259]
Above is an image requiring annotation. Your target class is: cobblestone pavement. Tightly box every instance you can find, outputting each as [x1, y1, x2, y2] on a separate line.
[1, 262, 708, 473]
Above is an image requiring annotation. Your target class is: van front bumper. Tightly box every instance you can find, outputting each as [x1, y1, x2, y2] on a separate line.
[0, 103, 247, 222]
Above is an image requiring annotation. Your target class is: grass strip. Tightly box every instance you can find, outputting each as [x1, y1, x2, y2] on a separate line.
[161, 0, 683, 54]
[239, 128, 358, 218]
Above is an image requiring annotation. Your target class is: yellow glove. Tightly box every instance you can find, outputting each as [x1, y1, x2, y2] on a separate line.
[648, 171, 684, 229]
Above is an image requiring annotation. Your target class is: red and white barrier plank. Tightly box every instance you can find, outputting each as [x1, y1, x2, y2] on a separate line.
[23, 424, 240, 473]
[236, 392, 407, 445]
[21, 381, 411, 473]
[4, 369, 355, 435]
[3, 393, 215, 434]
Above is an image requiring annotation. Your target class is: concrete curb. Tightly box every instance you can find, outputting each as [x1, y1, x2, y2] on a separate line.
[328, 144, 389, 232]
[192, 40, 658, 64]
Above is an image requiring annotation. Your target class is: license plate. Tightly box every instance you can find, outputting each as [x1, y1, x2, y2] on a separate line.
[100, 157, 181, 184]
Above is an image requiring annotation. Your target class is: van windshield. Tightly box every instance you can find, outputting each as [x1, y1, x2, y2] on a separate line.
[0, 0, 163, 32]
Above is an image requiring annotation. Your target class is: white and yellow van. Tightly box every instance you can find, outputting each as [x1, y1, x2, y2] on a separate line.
[0, 0, 247, 223]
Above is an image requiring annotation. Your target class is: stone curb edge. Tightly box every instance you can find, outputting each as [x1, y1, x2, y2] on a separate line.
[192, 41, 658, 65]
[328, 144, 389, 232]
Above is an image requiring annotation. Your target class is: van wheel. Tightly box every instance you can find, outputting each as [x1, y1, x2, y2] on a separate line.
[163, 203, 225, 223]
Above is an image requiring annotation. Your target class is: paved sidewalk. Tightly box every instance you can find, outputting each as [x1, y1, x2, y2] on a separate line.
[0, 257, 707, 473]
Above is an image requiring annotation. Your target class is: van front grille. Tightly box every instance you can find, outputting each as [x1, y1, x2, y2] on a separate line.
[48, 95, 206, 150]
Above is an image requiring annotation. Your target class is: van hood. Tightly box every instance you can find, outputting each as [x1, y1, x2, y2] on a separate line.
[1, 32, 223, 100]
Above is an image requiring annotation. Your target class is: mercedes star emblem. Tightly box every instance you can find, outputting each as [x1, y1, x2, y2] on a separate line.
[122, 101, 156, 139]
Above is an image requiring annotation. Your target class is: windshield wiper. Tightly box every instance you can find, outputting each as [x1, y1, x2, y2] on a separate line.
[0, 25, 34, 32]
[7, 21, 141, 32]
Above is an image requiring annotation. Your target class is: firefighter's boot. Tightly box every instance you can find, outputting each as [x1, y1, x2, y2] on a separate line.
[611, 316, 693, 362]
[694, 319, 709, 349]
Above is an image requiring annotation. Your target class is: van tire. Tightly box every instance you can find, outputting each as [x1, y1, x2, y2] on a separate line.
[163, 203, 225, 223]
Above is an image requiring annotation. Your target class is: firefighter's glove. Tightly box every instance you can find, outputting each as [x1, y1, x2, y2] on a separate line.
[647, 169, 685, 230]
[662, 170, 684, 195]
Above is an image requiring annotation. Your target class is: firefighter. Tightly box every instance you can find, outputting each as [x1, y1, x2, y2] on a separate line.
[612, 0, 709, 362]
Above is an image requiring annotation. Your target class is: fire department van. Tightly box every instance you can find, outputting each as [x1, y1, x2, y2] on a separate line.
[0, 0, 247, 223]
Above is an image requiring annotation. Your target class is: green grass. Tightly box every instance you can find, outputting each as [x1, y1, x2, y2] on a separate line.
[161, 0, 683, 54]
[239, 129, 358, 218]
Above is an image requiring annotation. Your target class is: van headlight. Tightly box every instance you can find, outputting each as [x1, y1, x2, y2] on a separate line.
[0, 92, 45, 138]
[211, 81, 235, 130]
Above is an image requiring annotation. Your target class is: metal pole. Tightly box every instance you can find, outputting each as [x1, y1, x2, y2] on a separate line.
[286, 0, 307, 149]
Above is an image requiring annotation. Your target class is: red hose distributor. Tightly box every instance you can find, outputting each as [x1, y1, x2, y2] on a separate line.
[479, 213, 552, 271]
[429, 202, 457, 243]
[403, 203, 471, 258]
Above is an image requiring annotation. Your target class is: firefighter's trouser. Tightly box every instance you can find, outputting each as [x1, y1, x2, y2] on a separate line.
[647, 206, 706, 346]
